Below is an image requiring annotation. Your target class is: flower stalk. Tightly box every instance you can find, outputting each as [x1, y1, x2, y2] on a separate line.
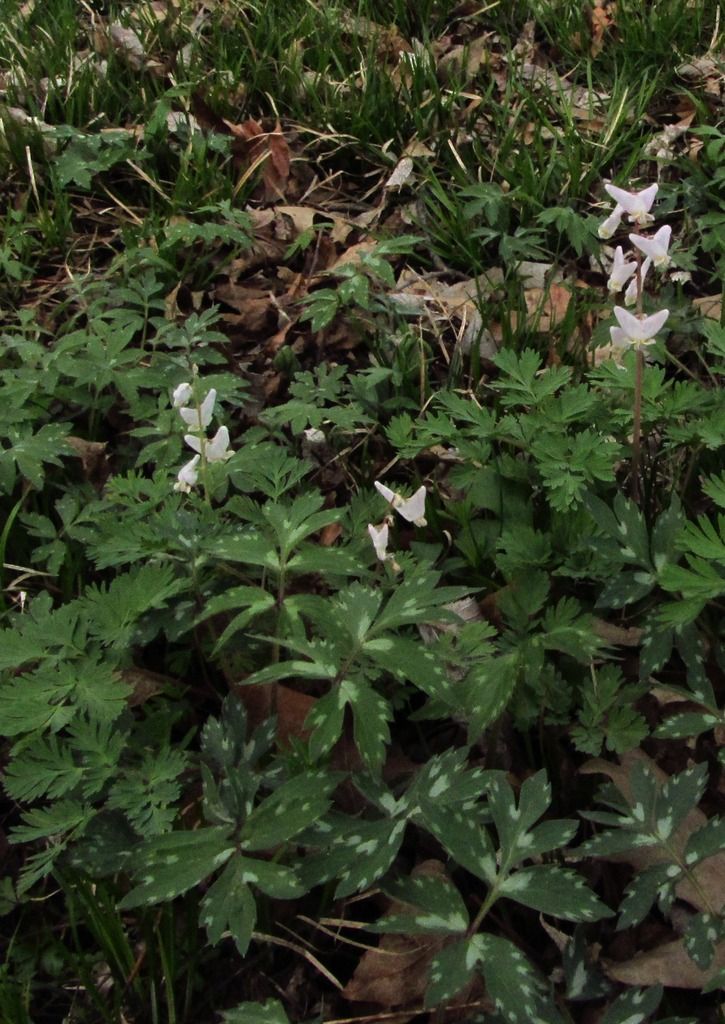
[600, 181, 672, 505]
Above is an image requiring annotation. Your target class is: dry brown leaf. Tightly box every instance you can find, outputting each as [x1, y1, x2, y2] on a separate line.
[605, 936, 725, 989]
[273, 204, 355, 246]
[338, 12, 413, 62]
[325, 237, 378, 273]
[214, 282, 284, 333]
[390, 268, 502, 359]
[391, 267, 503, 315]
[66, 436, 109, 488]
[108, 24, 147, 71]
[678, 53, 724, 98]
[120, 666, 167, 707]
[226, 118, 291, 201]
[578, 751, 725, 914]
[342, 861, 466, 1009]
[385, 157, 414, 190]
[319, 523, 343, 547]
[591, 617, 643, 647]
[590, 1, 615, 57]
[693, 294, 722, 320]
[437, 35, 490, 83]
[507, 282, 573, 333]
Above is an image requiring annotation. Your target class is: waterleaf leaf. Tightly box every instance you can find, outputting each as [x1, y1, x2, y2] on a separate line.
[201, 857, 257, 954]
[425, 938, 477, 1007]
[475, 933, 565, 1024]
[499, 866, 613, 922]
[119, 827, 234, 908]
[379, 873, 469, 934]
[240, 772, 337, 850]
[600, 985, 663, 1024]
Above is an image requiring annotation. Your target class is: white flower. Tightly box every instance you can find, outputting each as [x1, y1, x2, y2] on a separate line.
[613, 306, 670, 347]
[367, 522, 389, 562]
[624, 258, 651, 306]
[184, 425, 234, 462]
[180, 388, 216, 429]
[598, 204, 623, 239]
[604, 183, 658, 226]
[607, 246, 637, 293]
[609, 326, 629, 349]
[629, 224, 672, 268]
[374, 480, 427, 526]
[173, 454, 200, 493]
[172, 382, 193, 408]
[206, 425, 234, 462]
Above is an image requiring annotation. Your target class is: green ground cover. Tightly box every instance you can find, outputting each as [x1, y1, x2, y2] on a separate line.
[1, 1, 725, 1021]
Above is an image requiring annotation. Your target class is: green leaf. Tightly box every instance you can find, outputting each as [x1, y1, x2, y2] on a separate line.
[241, 772, 337, 850]
[656, 763, 708, 840]
[196, 587, 276, 652]
[118, 827, 234, 908]
[684, 912, 725, 969]
[492, 348, 570, 408]
[304, 686, 347, 761]
[4, 735, 83, 801]
[596, 570, 655, 609]
[562, 926, 610, 1000]
[499, 866, 613, 922]
[318, 818, 407, 899]
[379, 873, 469, 935]
[201, 857, 257, 954]
[365, 636, 455, 706]
[82, 564, 185, 650]
[221, 1000, 291, 1024]
[616, 863, 680, 931]
[209, 530, 280, 571]
[347, 679, 392, 775]
[419, 804, 497, 884]
[11, 800, 92, 845]
[108, 746, 187, 836]
[703, 471, 725, 509]
[486, 770, 550, 865]
[371, 570, 468, 633]
[462, 652, 518, 738]
[684, 815, 725, 866]
[475, 933, 564, 1024]
[655, 711, 720, 740]
[600, 985, 662, 1024]
[425, 939, 477, 1007]
[0, 423, 70, 491]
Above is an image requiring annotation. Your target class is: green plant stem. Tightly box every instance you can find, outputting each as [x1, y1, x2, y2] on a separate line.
[189, 388, 213, 508]
[631, 347, 644, 504]
[663, 841, 719, 918]
[467, 879, 501, 938]
[631, 253, 645, 504]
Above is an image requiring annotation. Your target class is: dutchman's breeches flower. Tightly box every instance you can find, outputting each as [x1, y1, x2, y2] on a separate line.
[174, 455, 200, 493]
[374, 480, 427, 527]
[367, 522, 390, 562]
[607, 246, 637, 294]
[629, 224, 672, 268]
[184, 425, 234, 463]
[612, 306, 670, 348]
[171, 383, 234, 495]
[603, 182, 658, 226]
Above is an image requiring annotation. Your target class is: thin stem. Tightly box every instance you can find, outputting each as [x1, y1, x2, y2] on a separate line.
[467, 881, 501, 938]
[190, 388, 213, 508]
[631, 347, 644, 504]
[631, 252, 644, 504]
[662, 840, 719, 918]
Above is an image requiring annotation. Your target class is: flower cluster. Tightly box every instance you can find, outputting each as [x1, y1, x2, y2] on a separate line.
[172, 382, 233, 493]
[367, 480, 427, 565]
[598, 182, 671, 349]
